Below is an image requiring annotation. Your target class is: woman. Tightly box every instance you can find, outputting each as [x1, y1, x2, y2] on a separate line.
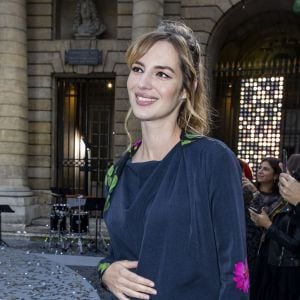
[242, 158, 281, 279]
[98, 20, 248, 300]
[243, 157, 281, 213]
[249, 154, 300, 300]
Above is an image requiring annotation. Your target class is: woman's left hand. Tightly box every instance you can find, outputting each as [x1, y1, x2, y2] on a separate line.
[248, 207, 272, 229]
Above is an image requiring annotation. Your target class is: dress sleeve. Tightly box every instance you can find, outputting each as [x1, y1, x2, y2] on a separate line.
[97, 164, 117, 279]
[97, 244, 115, 278]
[208, 147, 249, 299]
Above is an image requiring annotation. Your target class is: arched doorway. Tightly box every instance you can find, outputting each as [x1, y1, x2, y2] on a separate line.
[207, 0, 300, 173]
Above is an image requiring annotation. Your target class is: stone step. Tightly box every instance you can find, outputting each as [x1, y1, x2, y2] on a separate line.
[25, 225, 49, 235]
[3, 217, 109, 241]
[31, 217, 49, 226]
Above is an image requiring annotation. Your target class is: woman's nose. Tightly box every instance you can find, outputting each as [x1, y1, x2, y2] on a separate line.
[138, 72, 152, 89]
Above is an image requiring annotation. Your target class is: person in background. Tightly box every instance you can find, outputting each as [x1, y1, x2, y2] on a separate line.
[242, 157, 281, 282]
[279, 154, 300, 207]
[97, 20, 248, 300]
[242, 157, 281, 214]
[239, 158, 254, 204]
[279, 173, 300, 205]
[249, 154, 300, 300]
[239, 159, 260, 282]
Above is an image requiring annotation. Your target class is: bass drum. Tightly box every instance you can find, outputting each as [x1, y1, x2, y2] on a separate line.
[50, 213, 67, 232]
[70, 212, 89, 233]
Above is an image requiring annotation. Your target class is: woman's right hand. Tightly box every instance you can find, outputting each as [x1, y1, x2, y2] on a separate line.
[242, 177, 257, 193]
[102, 260, 157, 300]
[248, 207, 272, 229]
[279, 173, 300, 206]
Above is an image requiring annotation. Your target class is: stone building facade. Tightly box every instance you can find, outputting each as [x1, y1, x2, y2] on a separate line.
[0, 0, 299, 231]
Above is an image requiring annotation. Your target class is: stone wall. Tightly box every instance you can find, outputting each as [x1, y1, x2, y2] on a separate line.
[27, 0, 134, 218]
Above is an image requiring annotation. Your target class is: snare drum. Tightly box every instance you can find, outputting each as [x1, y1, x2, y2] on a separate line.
[52, 203, 68, 215]
[70, 212, 89, 233]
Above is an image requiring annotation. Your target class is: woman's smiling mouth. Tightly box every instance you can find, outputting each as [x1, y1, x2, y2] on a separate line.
[135, 94, 158, 106]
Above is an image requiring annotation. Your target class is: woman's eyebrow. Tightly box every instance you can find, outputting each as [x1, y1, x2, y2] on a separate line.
[134, 61, 176, 74]
[155, 65, 176, 74]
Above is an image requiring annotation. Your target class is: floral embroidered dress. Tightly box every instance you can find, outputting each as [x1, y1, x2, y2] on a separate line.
[98, 133, 249, 299]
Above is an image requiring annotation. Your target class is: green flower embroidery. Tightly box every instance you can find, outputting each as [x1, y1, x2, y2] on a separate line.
[181, 139, 193, 145]
[109, 174, 118, 192]
[104, 165, 115, 187]
[104, 194, 111, 211]
[181, 132, 201, 145]
[98, 262, 110, 275]
[104, 164, 119, 212]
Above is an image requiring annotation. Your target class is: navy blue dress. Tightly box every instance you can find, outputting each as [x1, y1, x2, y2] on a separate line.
[98, 134, 249, 299]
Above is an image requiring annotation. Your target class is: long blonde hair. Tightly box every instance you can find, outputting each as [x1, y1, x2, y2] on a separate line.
[125, 20, 211, 146]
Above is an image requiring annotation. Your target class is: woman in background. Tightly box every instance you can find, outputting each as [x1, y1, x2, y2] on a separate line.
[242, 157, 281, 213]
[249, 154, 300, 300]
[242, 157, 281, 280]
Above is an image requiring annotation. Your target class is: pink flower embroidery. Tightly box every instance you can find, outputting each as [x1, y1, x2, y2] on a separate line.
[233, 259, 249, 293]
[132, 139, 142, 150]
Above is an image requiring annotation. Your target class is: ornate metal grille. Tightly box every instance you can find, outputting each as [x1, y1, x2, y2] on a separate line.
[213, 59, 300, 174]
[56, 77, 114, 196]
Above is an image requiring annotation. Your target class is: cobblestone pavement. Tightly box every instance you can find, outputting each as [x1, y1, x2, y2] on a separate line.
[0, 238, 112, 300]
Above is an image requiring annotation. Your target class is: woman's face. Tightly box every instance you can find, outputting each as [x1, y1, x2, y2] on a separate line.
[257, 161, 277, 184]
[127, 40, 186, 125]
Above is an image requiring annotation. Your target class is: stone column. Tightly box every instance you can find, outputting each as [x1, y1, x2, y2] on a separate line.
[132, 0, 164, 40]
[0, 0, 32, 232]
[128, 0, 164, 141]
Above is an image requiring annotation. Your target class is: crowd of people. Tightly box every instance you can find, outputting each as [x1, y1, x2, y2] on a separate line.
[95, 19, 300, 300]
[241, 155, 300, 299]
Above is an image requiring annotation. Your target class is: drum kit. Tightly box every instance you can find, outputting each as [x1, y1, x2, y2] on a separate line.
[46, 187, 108, 254]
[47, 194, 91, 253]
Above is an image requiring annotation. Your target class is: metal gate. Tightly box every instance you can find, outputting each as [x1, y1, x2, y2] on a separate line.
[213, 59, 300, 173]
[55, 77, 114, 197]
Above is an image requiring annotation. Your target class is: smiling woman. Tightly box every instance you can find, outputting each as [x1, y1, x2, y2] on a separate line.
[244, 157, 281, 213]
[126, 41, 185, 133]
[97, 20, 248, 300]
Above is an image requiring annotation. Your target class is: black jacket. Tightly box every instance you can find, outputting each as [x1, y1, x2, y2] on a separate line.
[263, 202, 300, 267]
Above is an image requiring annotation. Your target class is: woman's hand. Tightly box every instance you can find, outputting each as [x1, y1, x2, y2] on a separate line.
[242, 177, 257, 193]
[279, 173, 300, 206]
[102, 260, 157, 300]
[248, 208, 272, 229]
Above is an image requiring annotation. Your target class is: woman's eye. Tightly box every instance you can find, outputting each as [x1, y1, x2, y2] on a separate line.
[131, 66, 143, 73]
[157, 72, 170, 78]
